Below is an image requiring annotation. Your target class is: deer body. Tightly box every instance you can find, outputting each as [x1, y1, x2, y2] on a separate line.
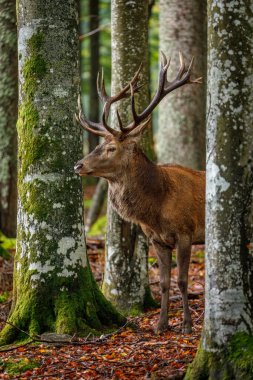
[108, 151, 205, 246]
[75, 53, 204, 333]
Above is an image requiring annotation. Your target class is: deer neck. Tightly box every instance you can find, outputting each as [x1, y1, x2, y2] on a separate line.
[108, 150, 164, 223]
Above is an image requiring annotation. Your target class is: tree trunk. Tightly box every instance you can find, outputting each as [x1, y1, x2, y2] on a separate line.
[88, 0, 100, 152]
[0, 0, 18, 237]
[102, 0, 156, 314]
[186, 1, 253, 378]
[85, 178, 107, 232]
[0, 0, 124, 345]
[157, 0, 206, 170]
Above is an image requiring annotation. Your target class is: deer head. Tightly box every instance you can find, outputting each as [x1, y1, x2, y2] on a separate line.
[74, 52, 201, 179]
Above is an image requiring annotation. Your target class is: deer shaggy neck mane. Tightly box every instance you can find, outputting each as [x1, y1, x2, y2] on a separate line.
[108, 148, 168, 225]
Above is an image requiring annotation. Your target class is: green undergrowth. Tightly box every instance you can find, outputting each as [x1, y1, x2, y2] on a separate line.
[0, 291, 10, 303]
[0, 231, 15, 259]
[84, 198, 92, 209]
[87, 215, 107, 237]
[0, 357, 40, 376]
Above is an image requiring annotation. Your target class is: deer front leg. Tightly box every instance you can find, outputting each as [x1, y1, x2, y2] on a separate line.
[176, 236, 192, 333]
[152, 241, 172, 333]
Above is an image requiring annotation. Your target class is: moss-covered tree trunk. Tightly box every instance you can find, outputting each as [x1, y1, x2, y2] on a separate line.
[0, 0, 124, 345]
[0, 0, 18, 237]
[157, 0, 206, 170]
[102, 0, 156, 314]
[186, 1, 253, 378]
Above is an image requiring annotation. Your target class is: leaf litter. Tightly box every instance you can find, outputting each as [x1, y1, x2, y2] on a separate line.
[0, 236, 204, 380]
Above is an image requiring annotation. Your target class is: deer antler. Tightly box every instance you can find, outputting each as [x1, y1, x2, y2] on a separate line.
[76, 64, 143, 138]
[119, 51, 202, 137]
[76, 52, 201, 140]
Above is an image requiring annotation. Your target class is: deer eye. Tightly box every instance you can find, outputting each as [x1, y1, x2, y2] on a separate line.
[107, 146, 116, 153]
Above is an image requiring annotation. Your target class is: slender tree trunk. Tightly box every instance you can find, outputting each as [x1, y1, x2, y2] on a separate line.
[186, 1, 253, 378]
[88, 0, 100, 152]
[0, 0, 124, 345]
[0, 0, 18, 237]
[157, 0, 206, 170]
[85, 178, 107, 232]
[102, 0, 156, 313]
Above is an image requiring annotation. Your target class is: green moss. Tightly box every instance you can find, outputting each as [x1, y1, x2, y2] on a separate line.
[0, 263, 125, 345]
[185, 345, 209, 380]
[0, 291, 10, 303]
[0, 358, 40, 376]
[143, 286, 159, 309]
[185, 333, 253, 380]
[17, 31, 47, 181]
[228, 332, 253, 374]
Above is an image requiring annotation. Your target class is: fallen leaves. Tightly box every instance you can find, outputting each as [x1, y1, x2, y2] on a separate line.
[0, 247, 204, 379]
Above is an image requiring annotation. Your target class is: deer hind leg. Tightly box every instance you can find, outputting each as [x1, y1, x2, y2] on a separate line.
[152, 241, 172, 333]
[176, 235, 192, 333]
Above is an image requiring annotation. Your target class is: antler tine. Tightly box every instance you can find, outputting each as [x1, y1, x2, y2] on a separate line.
[97, 68, 108, 103]
[121, 51, 201, 135]
[117, 82, 142, 134]
[176, 51, 186, 80]
[130, 82, 139, 125]
[163, 54, 196, 92]
[185, 57, 202, 84]
[98, 63, 143, 125]
[102, 104, 121, 137]
[76, 95, 108, 137]
[78, 111, 108, 137]
[161, 50, 170, 71]
[116, 109, 125, 132]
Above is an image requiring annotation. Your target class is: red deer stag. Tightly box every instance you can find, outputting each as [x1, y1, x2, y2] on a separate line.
[74, 52, 205, 333]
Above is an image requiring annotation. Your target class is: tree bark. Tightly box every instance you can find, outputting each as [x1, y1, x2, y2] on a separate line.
[157, 0, 206, 170]
[186, 1, 253, 378]
[0, 0, 124, 345]
[0, 0, 18, 237]
[88, 0, 100, 152]
[85, 178, 107, 232]
[102, 0, 156, 314]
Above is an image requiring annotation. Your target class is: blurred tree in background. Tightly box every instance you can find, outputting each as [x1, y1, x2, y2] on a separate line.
[102, 0, 157, 314]
[0, 0, 18, 238]
[157, 0, 206, 170]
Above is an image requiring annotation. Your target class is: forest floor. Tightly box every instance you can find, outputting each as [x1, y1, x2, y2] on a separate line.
[0, 186, 205, 380]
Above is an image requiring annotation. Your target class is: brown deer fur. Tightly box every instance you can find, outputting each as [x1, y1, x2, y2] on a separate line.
[75, 135, 205, 333]
[74, 52, 205, 333]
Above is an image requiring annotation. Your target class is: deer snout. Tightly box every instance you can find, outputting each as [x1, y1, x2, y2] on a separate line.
[74, 162, 83, 174]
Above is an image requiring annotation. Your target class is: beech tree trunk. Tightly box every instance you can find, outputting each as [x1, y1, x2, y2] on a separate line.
[0, 0, 18, 237]
[88, 0, 100, 152]
[186, 1, 253, 378]
[157, 0, 206, 170]
[102, 0, 156, 313]
[0, 0, 123, 345]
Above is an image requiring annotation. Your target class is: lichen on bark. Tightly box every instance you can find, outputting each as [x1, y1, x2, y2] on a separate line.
[102, 0, 156, 314]
[186, 1, 253, 378]
[0, 0, 124, 345]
